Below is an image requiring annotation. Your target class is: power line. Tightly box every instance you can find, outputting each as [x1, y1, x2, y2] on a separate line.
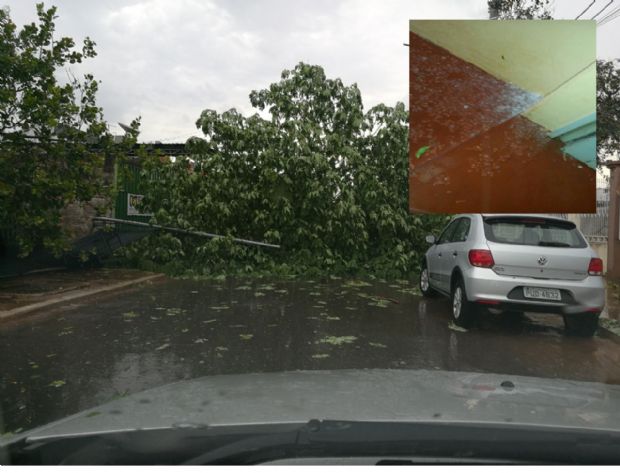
[601, 8, 620, 22]
[598, 4, 620, 24]
[576, 0, 597, 19]
[590, 0, 613, 19]
[599, 12, 620, 25]
[598, 2, 620, 21]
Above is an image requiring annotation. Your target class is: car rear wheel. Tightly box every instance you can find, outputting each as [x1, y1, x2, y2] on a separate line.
[419, 264, 437, 298]
[451, 278, 476, 328]
[563, 313, 599, 337]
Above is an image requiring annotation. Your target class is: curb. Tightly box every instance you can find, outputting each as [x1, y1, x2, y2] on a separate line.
[0, 273, 165, 321]
[598, 320, 620, 342]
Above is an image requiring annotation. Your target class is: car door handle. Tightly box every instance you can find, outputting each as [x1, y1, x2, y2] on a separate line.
[452, 251, 458, 257]
[438, 252, 442, 257]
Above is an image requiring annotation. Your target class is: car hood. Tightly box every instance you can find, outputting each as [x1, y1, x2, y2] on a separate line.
[4, 369, 620, 444]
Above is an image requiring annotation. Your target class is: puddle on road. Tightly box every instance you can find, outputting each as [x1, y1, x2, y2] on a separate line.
[1, 276, 619, 434]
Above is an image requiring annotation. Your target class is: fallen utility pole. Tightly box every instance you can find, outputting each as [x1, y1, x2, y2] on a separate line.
[92, 217, 281, 249]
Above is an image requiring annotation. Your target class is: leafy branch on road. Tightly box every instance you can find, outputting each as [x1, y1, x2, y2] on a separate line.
[118, 63, 448, 279]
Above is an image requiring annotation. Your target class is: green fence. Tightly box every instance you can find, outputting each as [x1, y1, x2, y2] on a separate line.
[113, 161, 153, 233]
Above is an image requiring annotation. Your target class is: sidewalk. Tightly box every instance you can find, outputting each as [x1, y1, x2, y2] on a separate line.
[0, 268, 164, 321]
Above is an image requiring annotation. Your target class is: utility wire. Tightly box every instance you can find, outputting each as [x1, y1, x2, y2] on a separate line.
[576, 0, 597, 18]
[598, 4, 620, 24]
[601, 8, 620, 23]
[600, 12, 620, 24]
[598, 3, 620, 21]
[591, 0, 613, 19]
[599, 13, 620, 25]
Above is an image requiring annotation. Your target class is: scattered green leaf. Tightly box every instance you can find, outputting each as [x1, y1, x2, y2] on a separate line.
[398, 287, 421, 296]
[415, 145, 430, 159]
[368, 300, 390, 308]
[318, 335, 357, 345]
[342, 280, 371, 288]
[166, 308, 186, 316]
[448, 322, 468, 333]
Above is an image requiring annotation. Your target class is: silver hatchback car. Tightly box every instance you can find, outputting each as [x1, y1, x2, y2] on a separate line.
[420, 214, 605, 336]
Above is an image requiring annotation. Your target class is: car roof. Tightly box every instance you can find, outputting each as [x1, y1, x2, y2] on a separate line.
[480, 213, 566, 220]
[451, 213, 570, 222]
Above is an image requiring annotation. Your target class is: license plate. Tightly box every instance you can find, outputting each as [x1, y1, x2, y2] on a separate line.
[523, 287, 561, 301]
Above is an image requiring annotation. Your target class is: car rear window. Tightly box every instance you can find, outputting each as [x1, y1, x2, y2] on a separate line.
[482, 216, 587, 248]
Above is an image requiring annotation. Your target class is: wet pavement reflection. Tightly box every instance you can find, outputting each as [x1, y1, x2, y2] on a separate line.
[2, 276, 620, 433]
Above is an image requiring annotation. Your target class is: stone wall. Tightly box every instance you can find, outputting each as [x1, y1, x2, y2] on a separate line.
[60, 195, 112, 241]
[59, 153, 118, 242]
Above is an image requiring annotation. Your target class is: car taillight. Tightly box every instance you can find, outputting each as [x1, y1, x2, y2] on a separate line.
[468, 249, 494, 268]
[588, 257, 603, 276]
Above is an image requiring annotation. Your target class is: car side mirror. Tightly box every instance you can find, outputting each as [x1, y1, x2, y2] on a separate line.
[425, 235, 436, 244]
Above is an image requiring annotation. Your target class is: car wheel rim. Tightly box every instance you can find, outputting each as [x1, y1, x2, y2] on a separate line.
[453, 287, 462, 319]
[420, 269, 429, 291]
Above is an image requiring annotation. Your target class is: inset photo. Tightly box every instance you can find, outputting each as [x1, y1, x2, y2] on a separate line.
[409, 20, 596, 213]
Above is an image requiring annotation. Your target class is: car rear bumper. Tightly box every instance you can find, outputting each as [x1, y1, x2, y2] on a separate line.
[463, 267, 605, 315]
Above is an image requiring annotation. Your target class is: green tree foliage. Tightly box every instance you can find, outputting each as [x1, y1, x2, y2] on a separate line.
[487, 0, 553, 19]
[125, 63, 448, 279]
[0, 3, 138, 257]
[597, 59, 620, 163]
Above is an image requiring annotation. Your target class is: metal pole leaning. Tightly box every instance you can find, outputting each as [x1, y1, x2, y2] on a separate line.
[92, 217, 281, 249]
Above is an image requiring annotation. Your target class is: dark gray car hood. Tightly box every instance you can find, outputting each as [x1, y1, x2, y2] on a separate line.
[4, 369, 620, 445]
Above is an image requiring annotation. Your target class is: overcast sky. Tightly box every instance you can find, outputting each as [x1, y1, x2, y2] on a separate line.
[2, 0, 618, 142]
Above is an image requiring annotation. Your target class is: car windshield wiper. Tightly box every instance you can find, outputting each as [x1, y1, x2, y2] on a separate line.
[5, 420, 620, 465]
[183, 420, 620, 465]
[538, 241, 571, 247]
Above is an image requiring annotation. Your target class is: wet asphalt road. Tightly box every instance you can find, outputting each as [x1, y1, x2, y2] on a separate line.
[2, 276, 620, 434]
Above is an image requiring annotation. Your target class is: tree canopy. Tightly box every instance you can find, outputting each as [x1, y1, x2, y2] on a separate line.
[597, 59, 620, 162]
[123, 63, 447, 278]
[487, 0, 553, 19]
[0, 3, 137, 257]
